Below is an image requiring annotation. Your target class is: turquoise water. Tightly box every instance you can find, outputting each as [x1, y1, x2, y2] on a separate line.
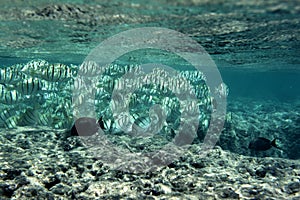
[0, 0, 299, 158]
[1, 1, 300, 199]
[222, 69, 300, 102]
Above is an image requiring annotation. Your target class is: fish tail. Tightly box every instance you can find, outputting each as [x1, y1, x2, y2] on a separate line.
[271, 138, 284, 151]
[271, 138, 277, 147]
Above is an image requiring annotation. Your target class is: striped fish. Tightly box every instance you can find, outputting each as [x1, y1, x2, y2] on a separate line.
[21, 59, 49, 75]
[104, 118, 113, 131]
[18, 108, 39, 126]
[22, 60, 76, 82]
[0, 108, 19, 128]
[53, 116, 73, 129]
[18, 104, 53, 126]
[132, 113, 150, 129]
[0, 66, 24, 84]
[18, 107, 54, 127]
[38, 111, 53, 126]
[16, 78, 43, 95]
[40, 63, 76, 82]
[78, 61, 103, 77]
[0, 89, 21, 105]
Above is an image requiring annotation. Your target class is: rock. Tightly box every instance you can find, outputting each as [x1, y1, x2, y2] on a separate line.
[255, 167, 267, 178]
[219, 188, 239, 199]
[14, 175, 30, 187]
[0, 183, 17, 198]
[285, 182, 300, 194]
[51, 183, 70, 195]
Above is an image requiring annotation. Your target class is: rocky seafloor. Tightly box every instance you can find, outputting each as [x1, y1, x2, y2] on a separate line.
[0, 98, 299, 199]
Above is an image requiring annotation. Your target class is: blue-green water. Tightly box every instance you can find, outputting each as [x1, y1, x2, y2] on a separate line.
[0, 1, 300, 199]
[222, 69, 300, 102]
[0, 0, 299, 158]
[0, 0, 299, 151]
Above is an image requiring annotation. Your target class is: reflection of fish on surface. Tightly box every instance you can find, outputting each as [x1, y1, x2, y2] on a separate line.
[248, 137, 282, 151]
[21, 59, 49, 74]
[211, 82, 229, 112]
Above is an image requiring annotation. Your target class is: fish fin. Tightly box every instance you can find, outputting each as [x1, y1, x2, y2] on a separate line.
[271, 138, 284, 150]
[271, 138, 277, 147]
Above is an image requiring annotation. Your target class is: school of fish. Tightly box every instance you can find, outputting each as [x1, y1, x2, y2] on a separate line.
[0, 59, 217, 132]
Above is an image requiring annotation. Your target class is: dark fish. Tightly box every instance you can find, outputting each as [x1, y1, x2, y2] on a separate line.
[248, 137, 278, 151]
[71, 117, 100, 136]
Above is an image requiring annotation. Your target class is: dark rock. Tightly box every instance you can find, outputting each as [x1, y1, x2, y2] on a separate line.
[255, 167, 267, 178]
[14, 175, 30, 187]
[151, 186, 162, 196]
[62, 137, 82, 151]
[143, 187, 162, 196]
[219, 174, 229, 181]
[219, 188, 239, 199]
[18, 186, 55, 199]
[167, 162, 177, 168]
[265, 165, 284, 177]
[3, 168, 22, 180]
[0, 183, 16, 198]
[27, 170, 35, 177]
[190, 161, 205, 169]
[144, 182, 152, 188]
[115, 170, 124, 179]
[246, 167, 256, 176]
[44, 176, 61, 190]
[248, 189, 259, 195]
[285, 182, 300, 194]
[17, 139, 31, 149]
[51, 183, 70, 195]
